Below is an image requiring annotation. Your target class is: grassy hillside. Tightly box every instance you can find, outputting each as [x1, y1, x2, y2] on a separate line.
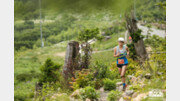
[14, 41, 68, 100]
[14, 0, 166, 100]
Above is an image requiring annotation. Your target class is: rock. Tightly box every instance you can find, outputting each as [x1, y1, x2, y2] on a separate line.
[122, 94, 132, 101]
[131, 76, 137, 83]
[145, 73, 152, 79]
[119, 97, 124, 101]
[140, 84, 146, 88]
[139, 78, 145, 84]
[157, 72, 163, 76]
[116, 82, 123, 87]
[162, 89, 166, 93]
[101, 32, 106, 36]
[104, 36, 111, 41]
[100, 87, 104, 92]
[125, 90, 134, 96]
[127, 75, 134, 79]
[132, 93, 148, 101]
[117, 86, 123, 92]
[86, 98, 91, 101]
[132, 92, 138, 98]
[71, 89, 81, 99]
[146, 46, 152, 53]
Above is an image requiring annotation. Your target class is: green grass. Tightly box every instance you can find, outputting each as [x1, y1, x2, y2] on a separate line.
[92, 32, 125, 51]
[14, 41, 68, 100]
[142, 97, 164, 101]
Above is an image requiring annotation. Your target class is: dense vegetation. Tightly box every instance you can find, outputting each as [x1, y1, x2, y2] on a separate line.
[14, 0, 166, 101]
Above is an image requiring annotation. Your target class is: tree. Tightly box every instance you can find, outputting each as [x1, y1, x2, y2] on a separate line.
[125, 11, 153, 72]
[78, 28, 99, 69]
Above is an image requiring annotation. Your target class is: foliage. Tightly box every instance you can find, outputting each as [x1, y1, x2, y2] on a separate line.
[78, 28, 100, 69]
[39, 58, 62, 84]
[103, 78, 116, 91]
[102, 23, 125, 36]
[16, 71, 39, 82]
[131, 29, 144, 43]
[14, 0, 40, 20]
[107, 90, 121, 101]
[93, 61, 108, 79]
[80, 86, 100, 101]
[14, 43, 67, 101]
[127, 44, 137, 60]
[14, 14, 77, 50]
[126, 58, 139, 75]
[144, 35, 166, 51]
[78, 28, 99, 43]
[136, 0, 166, 23]
[70, 69, 94, 90]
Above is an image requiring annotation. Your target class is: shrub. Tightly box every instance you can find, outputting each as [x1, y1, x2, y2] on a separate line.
[70, 69, 94, 90]
[126, 58, 139, 75]
[93, 61, 108, 79]
[39, 58, 62, 84]
[80, 86, 100, 101]
[103, 78, 116, 91]
[107, 90, 121, 101]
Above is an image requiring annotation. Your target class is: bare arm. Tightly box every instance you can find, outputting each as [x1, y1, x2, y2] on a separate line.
[114, 48, 120, 57]
[126, 46, 129, 56]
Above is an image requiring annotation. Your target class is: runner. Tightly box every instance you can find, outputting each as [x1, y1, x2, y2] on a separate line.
[113, 37, 129, 91]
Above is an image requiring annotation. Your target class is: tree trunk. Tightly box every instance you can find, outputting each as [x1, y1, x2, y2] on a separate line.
[63, 41, 80, 79]
[125, 11, 148, 61]
[125, 11, 153, 73]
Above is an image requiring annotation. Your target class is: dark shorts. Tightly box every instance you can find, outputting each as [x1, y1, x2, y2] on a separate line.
[117, 64, 128, 68]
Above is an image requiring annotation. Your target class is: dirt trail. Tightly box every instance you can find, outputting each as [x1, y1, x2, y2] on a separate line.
[54, 52, 66, 57]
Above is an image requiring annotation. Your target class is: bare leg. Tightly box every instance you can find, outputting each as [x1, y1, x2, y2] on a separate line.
[118, 68, 122, 75]
[121, 65, 127, 83]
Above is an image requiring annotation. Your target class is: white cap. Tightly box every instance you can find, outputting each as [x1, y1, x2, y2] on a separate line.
[118, 37, 124, 42]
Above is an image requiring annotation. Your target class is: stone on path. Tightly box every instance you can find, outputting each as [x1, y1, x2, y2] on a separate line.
[131, 93, 149, 101]
[132, 92, 138, 98]
[70, 89, 81, 99]
[125, 90, 134, 96]
[116, 82, 123, 87]
[99, 87, 109, 101]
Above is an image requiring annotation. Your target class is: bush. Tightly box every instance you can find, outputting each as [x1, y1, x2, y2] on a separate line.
[144, 35, 166, 51]
[39, 58, 62, 84]
[80, 86, 100, 101]
[126, 58, 139, 75]
[93, 61, 108, 79]
[103, 78, 116, 91]
[70, 69, 94, 90]
[107, 90, 121, 101]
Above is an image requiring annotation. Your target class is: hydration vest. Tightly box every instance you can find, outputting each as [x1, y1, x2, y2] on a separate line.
[116, 45, 127, 58]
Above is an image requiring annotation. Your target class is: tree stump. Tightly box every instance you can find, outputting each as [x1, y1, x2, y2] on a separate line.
[63, 41, 80, 80]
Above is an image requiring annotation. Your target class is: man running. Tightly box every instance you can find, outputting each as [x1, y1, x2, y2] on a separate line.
[113, 37, 129, 91]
